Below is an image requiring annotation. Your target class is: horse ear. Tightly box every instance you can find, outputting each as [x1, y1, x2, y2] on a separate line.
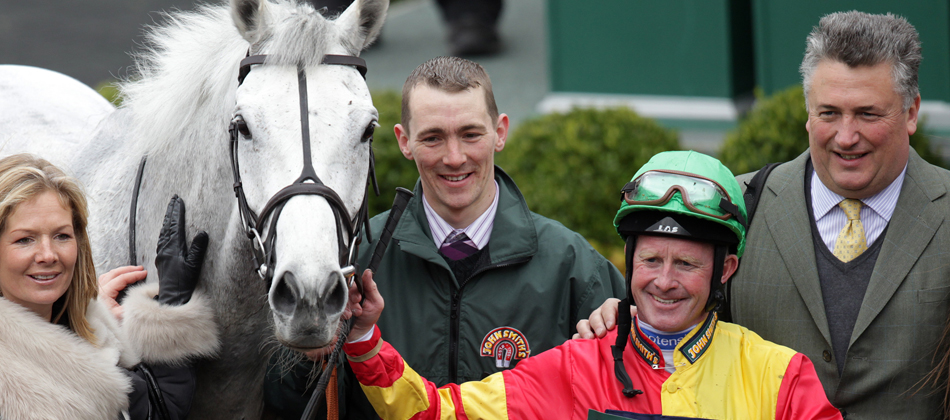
[231, 0, 271, 44]
[335, 0, 389, 53]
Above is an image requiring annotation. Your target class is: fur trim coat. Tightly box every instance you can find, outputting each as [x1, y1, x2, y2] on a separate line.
[0, 283, 219, 420]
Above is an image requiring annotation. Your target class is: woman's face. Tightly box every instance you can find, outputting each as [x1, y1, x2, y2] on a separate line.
[0, 191, 78, 320]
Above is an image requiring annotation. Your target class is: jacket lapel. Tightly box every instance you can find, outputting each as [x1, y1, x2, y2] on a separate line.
[765, 152, 833, 345]
[851, 151, 946, 343]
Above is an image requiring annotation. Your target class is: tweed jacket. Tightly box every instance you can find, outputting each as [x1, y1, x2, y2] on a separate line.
[730, 149, 950, 419]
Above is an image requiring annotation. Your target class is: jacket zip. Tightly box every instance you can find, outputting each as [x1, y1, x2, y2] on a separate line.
[447, 256, 531, 383]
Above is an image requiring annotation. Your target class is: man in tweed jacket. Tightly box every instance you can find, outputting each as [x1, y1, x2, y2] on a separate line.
[730, 12, 950, 418]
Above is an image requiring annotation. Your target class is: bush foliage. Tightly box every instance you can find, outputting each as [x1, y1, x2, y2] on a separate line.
[498, 107, 680, 256]
[718, 84, 945, 175]
[95, 80, 122, 106]
[368, 90, 423, 217]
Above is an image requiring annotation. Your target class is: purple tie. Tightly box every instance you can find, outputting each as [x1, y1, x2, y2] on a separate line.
[440, 231, 478, 261]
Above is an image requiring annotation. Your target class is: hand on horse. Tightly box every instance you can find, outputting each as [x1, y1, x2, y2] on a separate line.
[346, 269, 384, 342]
[572, 298, 637, 340]
[155, 195, 209, 306]
[98, 265, 148, 320]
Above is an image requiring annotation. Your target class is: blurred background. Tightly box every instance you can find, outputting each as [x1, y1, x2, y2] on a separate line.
[4, 0, 950, 268]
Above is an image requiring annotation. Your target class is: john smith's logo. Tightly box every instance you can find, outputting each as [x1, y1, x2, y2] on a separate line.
[480, 327, 531, 368]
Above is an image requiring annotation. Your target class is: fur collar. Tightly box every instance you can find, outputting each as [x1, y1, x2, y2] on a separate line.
[0, 284, 220, 419]
[0, 297, 132, 419]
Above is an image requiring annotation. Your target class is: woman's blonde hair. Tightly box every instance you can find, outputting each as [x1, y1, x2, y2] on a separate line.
[0, 154, 98, 344]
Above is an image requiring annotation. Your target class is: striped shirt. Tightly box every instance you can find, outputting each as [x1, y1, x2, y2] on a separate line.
[811, 166, 906, 251]
[422, 180, 499, 250]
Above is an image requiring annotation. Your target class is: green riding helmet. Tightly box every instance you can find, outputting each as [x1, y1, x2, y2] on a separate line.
[613, 150, 747, 257]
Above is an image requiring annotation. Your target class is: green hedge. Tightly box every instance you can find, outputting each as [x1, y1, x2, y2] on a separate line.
[498, 107, 680, 259]
[368, 90, 423, 217]
[95, 80, 122, 106]
[718, 85, 944, 175]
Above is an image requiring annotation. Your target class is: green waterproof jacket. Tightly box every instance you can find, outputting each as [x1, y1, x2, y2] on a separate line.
[361, 167, 625, 386]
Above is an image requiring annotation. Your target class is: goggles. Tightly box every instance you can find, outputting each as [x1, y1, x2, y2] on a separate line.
[621, 170, 745, 225]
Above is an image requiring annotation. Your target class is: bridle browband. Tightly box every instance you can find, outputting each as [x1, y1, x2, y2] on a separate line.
[229, 53, 377, 285]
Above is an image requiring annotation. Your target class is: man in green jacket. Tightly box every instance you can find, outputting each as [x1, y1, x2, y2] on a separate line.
[264, 56, 625, 418]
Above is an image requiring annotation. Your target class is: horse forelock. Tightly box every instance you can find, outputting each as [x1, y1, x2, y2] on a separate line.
[262, 1, 336, 67]
[116, 0, 342, 160]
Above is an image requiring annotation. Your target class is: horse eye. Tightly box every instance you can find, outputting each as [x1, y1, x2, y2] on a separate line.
[360, 123, 375, 143]
[238, 120, 252, 139]
[232, 115, 252, 139]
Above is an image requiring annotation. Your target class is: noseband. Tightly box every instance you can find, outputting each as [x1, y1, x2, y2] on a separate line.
[229, 53, 377, 285]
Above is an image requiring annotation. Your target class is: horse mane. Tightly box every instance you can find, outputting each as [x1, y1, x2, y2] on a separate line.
[118, 0, 335, 157]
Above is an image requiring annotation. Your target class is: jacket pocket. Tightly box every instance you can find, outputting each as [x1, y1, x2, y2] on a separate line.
[917, 285, 950, 303]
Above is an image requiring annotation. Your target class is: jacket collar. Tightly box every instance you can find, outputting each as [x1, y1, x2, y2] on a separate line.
[0, 297, 132, 419]
[630, 312, 718, 368]
[393, 166, 538, 267]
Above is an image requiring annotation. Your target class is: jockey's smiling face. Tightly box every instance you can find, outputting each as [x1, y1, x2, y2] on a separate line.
[395, 85, 509, 228]
[630, 235, 737, 332]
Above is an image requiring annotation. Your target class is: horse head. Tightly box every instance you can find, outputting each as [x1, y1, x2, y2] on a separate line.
[227, 0, 387, 350]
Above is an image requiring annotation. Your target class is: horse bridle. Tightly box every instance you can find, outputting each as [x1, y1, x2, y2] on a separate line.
[229, 53, 378, 286]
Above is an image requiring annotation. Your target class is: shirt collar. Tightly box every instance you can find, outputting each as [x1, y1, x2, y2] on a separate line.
[810, 165, 906, 221]
[422, 180, 500, 250]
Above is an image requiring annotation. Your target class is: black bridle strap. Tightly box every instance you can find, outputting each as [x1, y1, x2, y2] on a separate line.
[257, 182, 354, 259]
[295, 65, 320, 184]
[321, 54, 367, 78]
[238, 54, 366, 85]
[237, 54, 267, 84]
[128, 155, 148, 267]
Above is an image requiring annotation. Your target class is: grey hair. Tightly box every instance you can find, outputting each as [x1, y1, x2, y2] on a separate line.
[800, 11, 921, 110]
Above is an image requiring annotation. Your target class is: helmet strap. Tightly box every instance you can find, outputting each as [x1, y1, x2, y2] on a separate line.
[613, 236, 643, 398]
[705, 245, 728, 312]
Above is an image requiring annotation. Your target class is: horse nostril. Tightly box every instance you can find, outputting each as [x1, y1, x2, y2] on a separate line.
[324, 271, 347, 315]
[272, 271, 298, 316]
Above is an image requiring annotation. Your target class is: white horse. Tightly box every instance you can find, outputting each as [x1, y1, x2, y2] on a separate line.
[0, 0, 387, 417]
[0, 65, 115, 167]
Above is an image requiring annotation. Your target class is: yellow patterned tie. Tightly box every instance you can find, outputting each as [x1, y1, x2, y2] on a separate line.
[833, 199, 868, 262]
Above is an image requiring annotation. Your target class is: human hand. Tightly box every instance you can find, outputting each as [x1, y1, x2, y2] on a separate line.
[155, 195, 209, 306]
[300, 271, 374, 360]
[572, 298, 637, 339]
[97, 265, 147, 320]
[346, 269, 384, 342]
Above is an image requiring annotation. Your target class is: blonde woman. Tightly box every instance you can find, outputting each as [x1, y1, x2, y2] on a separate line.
[0, 154, 219, 419]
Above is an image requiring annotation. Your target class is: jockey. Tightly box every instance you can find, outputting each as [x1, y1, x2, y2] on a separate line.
[342, 151, 842, 419]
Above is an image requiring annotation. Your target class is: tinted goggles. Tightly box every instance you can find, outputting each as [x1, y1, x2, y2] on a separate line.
[621, 170, 743, 223]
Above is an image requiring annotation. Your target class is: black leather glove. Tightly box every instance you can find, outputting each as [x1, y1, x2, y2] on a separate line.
[156, 195, 209, 306]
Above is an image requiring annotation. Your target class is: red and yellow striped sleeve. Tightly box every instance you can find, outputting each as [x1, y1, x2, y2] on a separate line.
[775, 353, 843, 420]
[345, 326, 510, 420]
